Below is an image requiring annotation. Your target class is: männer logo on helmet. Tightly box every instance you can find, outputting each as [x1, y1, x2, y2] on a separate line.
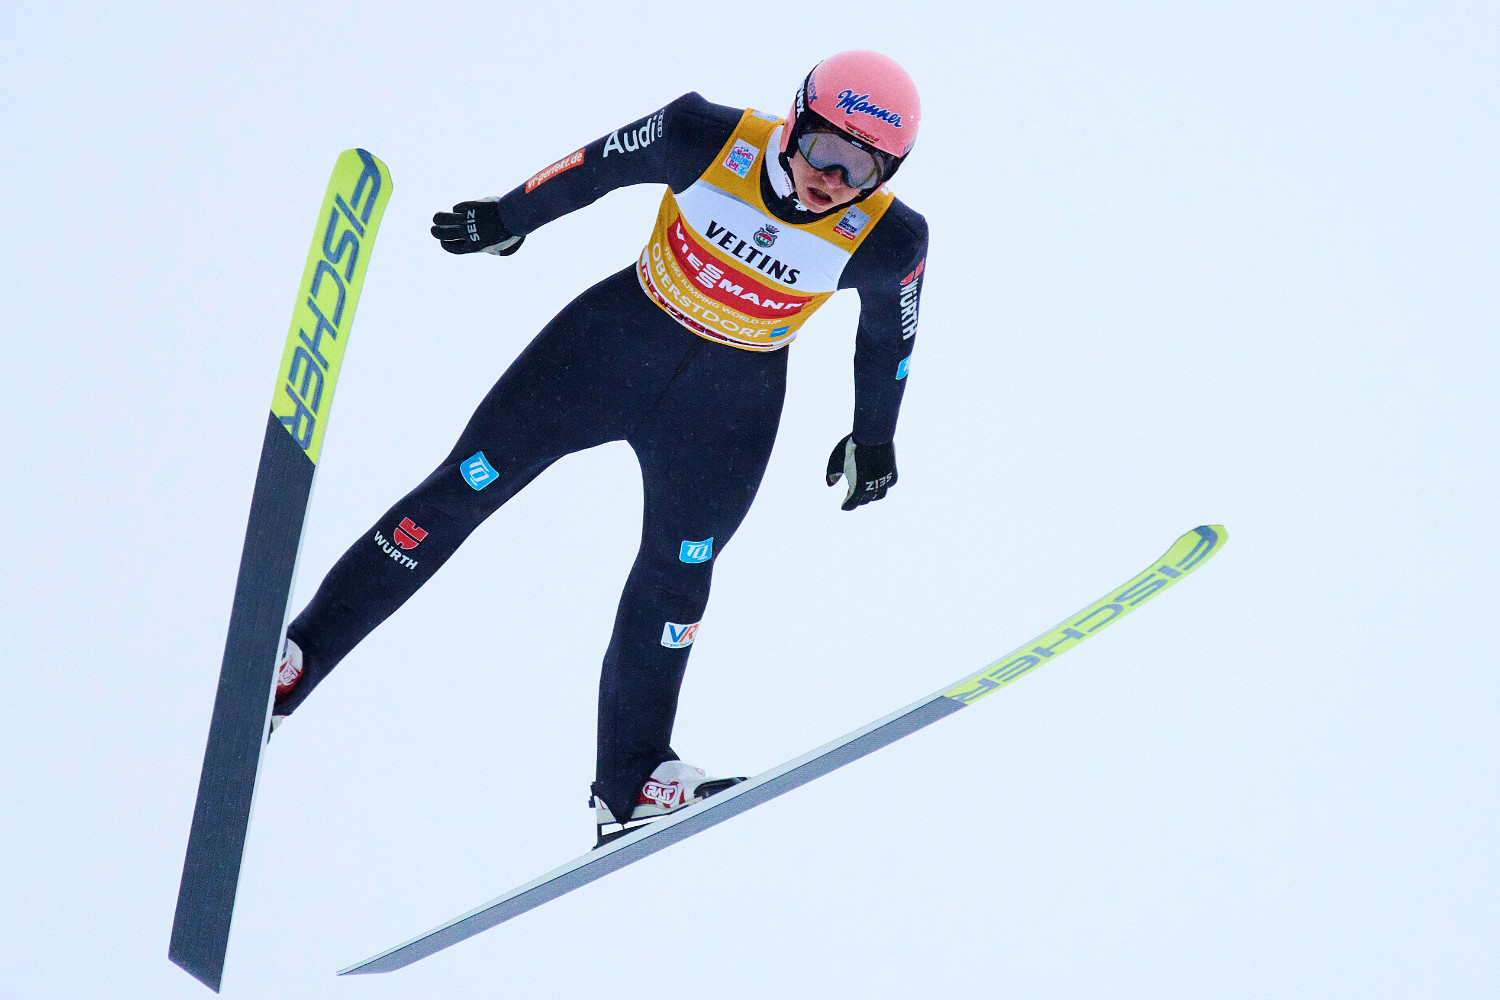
[834, 90, 903, 127]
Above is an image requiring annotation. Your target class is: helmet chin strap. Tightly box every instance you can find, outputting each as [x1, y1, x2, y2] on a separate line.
[767, 126, 812, 211]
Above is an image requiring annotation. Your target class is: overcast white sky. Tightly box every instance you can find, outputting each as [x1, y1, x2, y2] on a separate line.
[3, 2, 1497, 997]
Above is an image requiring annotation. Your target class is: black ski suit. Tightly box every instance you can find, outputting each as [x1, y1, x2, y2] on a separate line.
[275, 92, 928, 823]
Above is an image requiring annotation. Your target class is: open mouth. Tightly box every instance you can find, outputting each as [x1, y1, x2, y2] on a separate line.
[805, 185, 835, 207]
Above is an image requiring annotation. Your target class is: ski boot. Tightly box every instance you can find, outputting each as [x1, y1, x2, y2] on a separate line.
[268, 637, 303, 737]
[592, 761, 746, 848]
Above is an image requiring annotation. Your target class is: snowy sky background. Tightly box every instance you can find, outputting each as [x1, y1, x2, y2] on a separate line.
[3, 2, 1497, 997]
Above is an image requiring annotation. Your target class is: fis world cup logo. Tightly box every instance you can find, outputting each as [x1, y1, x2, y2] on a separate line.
[753, 224, 779, 248]
[834, 206, 869, 240]
[277, 150, 386, 457]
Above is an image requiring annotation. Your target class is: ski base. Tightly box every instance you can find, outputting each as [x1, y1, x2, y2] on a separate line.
[339, 525, 1226, 977]
[169, 417, 314, 990]
[341, 694, 963, 975]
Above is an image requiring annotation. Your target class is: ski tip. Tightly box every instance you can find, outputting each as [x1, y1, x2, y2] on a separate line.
[1191, 524, 1227, 546]
[1167, 525, 1227, 575]
[341, 147, 391, 179]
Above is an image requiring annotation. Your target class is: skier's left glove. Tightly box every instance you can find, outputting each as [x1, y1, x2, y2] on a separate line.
[430, 198, 525, 255]
[826, 433, 897, 511]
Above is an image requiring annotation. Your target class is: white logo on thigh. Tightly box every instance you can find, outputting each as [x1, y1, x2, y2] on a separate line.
[661, 621, 700, 649]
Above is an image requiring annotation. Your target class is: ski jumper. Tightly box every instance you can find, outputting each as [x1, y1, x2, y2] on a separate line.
[275, 93, 929, 823]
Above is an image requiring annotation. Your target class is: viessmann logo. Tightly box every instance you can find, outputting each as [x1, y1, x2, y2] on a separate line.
[278, 150, 385, 454]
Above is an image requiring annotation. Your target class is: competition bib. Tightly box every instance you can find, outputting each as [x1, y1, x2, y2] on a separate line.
[637, 109, 894, 351]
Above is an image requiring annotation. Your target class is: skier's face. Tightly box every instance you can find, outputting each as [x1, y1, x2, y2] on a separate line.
[787, 150, 864, 212]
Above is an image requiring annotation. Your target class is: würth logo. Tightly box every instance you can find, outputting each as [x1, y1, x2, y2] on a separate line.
[373, 519, 425, 570]
[392, 517, 427, 550]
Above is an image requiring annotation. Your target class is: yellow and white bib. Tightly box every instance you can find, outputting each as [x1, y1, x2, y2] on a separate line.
[636, 109, 895, 351]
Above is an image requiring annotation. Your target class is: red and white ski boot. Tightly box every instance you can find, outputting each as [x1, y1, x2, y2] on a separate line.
[592, 761, 746, 848]
[268, 637, 303, 736]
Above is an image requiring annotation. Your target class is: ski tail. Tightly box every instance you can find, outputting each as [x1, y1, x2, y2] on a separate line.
[337, 525, 1227, 976]
[169, 149, 392, 992]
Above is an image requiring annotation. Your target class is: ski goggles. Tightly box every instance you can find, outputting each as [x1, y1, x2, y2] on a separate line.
[796, 128, 895, 190]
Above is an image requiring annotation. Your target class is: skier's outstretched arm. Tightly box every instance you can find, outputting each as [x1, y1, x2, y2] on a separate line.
[827, 200, 929, 510]
[431, 91, 737, 254]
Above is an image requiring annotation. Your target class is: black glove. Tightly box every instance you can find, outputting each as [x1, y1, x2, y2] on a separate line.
[825, 433, 897, 511]
[430, 198, 525, 255]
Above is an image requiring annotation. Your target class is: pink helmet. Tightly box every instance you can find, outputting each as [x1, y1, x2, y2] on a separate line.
[780, 51, 922, 164]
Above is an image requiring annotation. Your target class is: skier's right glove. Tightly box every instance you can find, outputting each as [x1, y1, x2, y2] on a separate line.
[430, 198, 525, 255]
[825, 433, 898, 511]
